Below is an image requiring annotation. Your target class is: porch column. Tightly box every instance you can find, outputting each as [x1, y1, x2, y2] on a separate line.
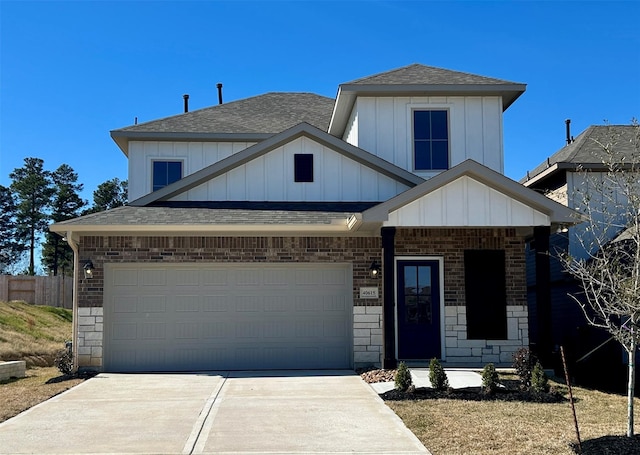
[381, 227, 397, 369]
[534, 226, 552, 366]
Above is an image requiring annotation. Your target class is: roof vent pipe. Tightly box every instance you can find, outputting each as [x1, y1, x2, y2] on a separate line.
[565, 118, 573, 145]
[217, 83, 223, 104]
[183, 94, 189, 113]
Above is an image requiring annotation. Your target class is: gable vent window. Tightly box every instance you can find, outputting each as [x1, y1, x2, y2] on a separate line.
[152, 161, 183, 191]
[413, 110, 449, 171]
[294, 154, 314, 182]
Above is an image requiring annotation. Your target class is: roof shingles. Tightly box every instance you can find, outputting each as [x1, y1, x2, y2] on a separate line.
[114, 93, 335, 134]
[345, 63, 522, 86]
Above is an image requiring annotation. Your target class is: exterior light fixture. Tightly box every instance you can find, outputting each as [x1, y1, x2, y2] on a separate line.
[369, 260, 381, 279]
[556, 225, 569, 234]
[83, 260, 95, 280]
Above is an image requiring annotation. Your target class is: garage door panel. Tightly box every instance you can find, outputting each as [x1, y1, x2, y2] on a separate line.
[175, 295, 200, 312]
[202, 295, 230, 312]
[113, 296, 138, 313]
[235, 295, 263, 312]
[113, 269, 138, 286]
[138, 295, 166, 313]
[112, 322, 137, 340]
[104, 263, 353, 371]
[201, 270, 228, 286]
[141, 269, 166, 286]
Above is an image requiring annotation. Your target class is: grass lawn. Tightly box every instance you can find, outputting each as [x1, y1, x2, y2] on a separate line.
[0, 301, 72, 366]
[387, 378, 640, 455]
[0, 366, 84, 423]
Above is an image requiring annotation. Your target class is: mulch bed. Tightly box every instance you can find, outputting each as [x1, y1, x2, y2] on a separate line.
[358, 368, 566, 403]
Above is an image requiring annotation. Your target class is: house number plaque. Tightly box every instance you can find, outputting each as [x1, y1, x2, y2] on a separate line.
[359, 287, 379, 299]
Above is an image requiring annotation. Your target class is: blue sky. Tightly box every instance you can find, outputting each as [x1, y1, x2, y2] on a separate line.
[1, 0, 638, 203]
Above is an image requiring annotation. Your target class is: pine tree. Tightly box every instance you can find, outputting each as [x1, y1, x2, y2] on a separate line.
[0, 185, 22, 273]
[42, 164, 86, 276]
[9, 158, 54, 275]
[85, 178, 127, 214]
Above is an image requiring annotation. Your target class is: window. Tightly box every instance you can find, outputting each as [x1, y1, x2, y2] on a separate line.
[152, 161, 182, 191]
[464, 250, 507, 340]
[413, 110, 449, 170]
[294, 154, 313, 182]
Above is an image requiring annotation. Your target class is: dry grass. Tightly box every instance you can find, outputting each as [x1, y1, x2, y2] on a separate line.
[387, 378, 640, 455]
[0, 301, 72, 366]
[0, 366, 84, 423]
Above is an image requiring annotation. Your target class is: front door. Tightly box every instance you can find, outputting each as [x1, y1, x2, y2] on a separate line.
[396, 259, 442, 360]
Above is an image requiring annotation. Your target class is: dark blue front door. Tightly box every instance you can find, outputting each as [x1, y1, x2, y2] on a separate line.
[397, 260, 441, 360]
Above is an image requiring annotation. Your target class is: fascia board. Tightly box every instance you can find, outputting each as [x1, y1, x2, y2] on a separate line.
[522, 162, 631, 187]
[131, 123, 423, 206]
[50, 223, 363, 237]
[110, 130, 272, 156]
[328, 83, 525, 137]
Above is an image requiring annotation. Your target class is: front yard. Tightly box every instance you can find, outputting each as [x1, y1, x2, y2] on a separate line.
[0, 367, 84, 423]
[386, 378, 640, 454]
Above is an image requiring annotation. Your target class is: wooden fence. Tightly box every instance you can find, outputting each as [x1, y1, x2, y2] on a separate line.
[0, 275, 73, 309]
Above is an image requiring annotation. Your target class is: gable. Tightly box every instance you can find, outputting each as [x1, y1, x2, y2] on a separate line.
[130, 123, 424, 206]
[172, 135, 412, 203]
[385, 175, 550, 227]
[362, 160, 579, 228]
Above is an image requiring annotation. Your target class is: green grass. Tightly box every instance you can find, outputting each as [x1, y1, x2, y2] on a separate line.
[0, 301, 72, 365]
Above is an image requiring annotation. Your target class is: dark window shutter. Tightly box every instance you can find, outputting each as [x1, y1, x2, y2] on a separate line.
[464, 250, 507, 340]
[294, 154, 313, 182]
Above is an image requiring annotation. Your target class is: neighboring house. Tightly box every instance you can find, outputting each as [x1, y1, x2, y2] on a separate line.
[51, 64, 576, 373]
[521, 124, 638, 390]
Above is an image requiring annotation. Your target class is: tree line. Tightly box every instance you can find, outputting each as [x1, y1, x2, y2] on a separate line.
[0, 157, 127, 276]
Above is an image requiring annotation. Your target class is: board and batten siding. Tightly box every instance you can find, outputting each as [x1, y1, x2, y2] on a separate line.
[164, 136, 411, 202]
[566, 171, 635, 260]
[343, 96, 504, 177]
[127, 141, 257, 201]
[385, 176, 550, 227]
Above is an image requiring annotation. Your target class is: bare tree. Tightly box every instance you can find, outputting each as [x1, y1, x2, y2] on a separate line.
[560, 121, 640, 437]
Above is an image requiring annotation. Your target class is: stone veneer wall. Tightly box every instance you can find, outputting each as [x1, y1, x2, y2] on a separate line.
[75, 236, 383, 370]
[353, 306, 383, 368]
[444, 306, 528, 364]
[77, 307, 103, 367]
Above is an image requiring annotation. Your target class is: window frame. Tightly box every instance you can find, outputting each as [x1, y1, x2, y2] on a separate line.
[151, 160, 184, 192]
[410, 107, 451, 172]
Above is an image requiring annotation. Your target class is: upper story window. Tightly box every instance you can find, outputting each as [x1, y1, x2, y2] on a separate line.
[413, 110, 449, 171]
[152, 160, 183, 191]
[294, 154, 314, 182]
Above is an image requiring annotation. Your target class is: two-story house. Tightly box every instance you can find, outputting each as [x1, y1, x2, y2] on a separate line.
[51, 64, 576, 373]
[522, 124, 638, 389]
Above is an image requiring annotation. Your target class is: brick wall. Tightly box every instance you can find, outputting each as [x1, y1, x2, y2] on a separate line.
[77, 236, 383, 309]
[395, 228, 527, 307]
[74, 230, 527, 370]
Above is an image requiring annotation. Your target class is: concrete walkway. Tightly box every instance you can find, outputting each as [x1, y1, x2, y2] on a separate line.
[369, 369, 484, 394]
[0, 371, 429, 454]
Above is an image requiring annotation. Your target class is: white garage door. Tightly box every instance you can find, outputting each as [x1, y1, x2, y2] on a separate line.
[103, 263, 353, 372]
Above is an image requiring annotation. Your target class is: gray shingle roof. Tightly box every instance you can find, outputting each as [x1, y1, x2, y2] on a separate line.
[114, 92, 335, 134]
[521, 125, 639, 183]
[51, 206, 351, 228]
[345, 63, 522, 86]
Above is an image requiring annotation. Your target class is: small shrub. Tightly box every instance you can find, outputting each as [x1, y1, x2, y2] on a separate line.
[481, 363, 500, 394]
[395, 361, 412, 391]
[428, 358, 449, 391]
[512, 347, 537, 388]
[54, 344, 74, 376]
[531, 361, 550, 393]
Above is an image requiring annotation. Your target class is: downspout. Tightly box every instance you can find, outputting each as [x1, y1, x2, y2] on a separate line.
[66, 231, 80, 373]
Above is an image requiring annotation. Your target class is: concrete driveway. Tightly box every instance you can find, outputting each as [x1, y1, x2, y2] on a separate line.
[0, 370, 429, 454]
